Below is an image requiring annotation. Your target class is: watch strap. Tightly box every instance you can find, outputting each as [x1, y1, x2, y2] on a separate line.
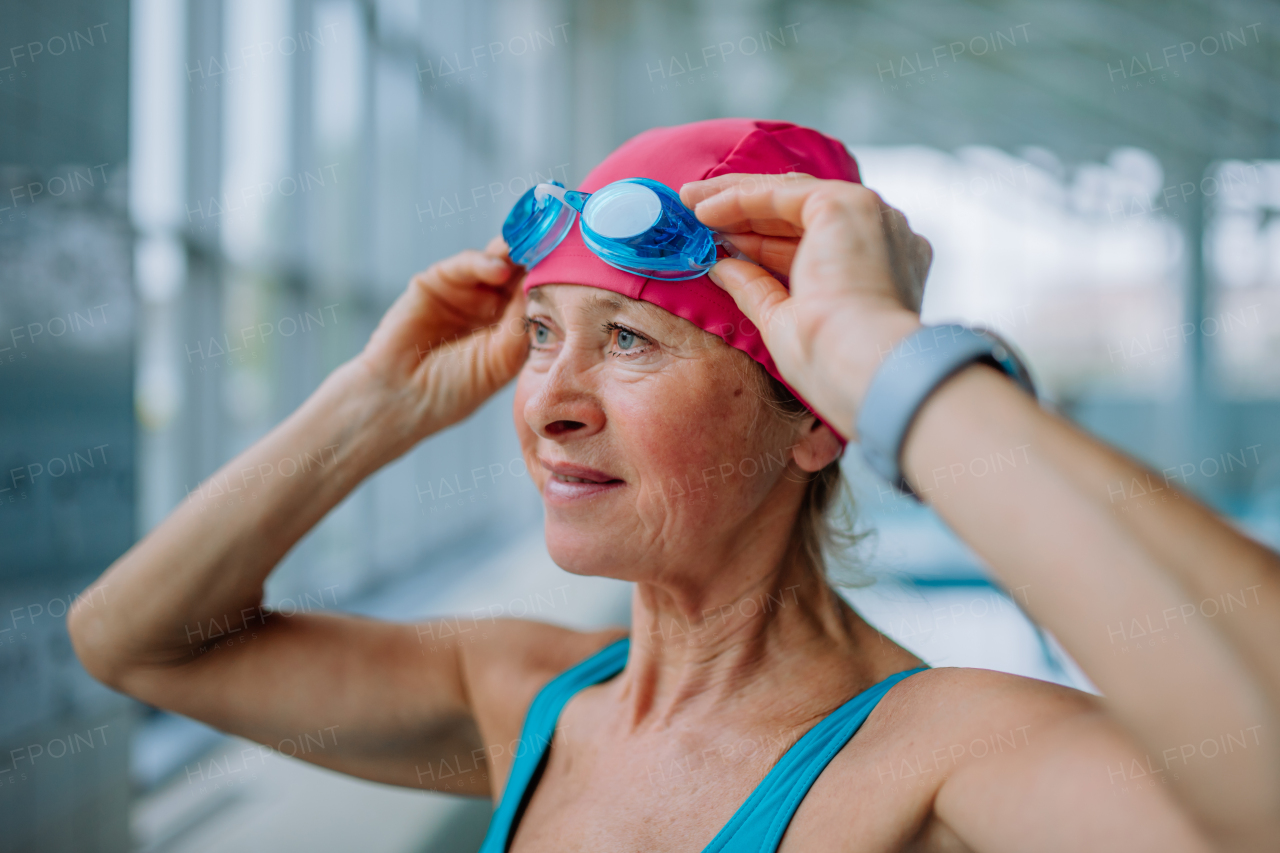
[856, 325, 1036, 499]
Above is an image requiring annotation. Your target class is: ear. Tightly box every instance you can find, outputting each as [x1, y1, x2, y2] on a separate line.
[791, 416, 843, 473]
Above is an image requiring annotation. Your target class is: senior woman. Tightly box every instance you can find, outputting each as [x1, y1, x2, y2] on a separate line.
[69, 119, 1277, 852]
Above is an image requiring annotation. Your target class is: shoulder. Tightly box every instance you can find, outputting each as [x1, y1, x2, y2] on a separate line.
[856, 669, 1212, 851]
[867, 665, 1099, 746]
[883, 665, 1097, 718]
[464, 618, 629, 696]
[810, 668, 1098, 835]
[829, 665, 1100, 786]
[460, 619, 628, 764]
[785, 667, 1104, 849]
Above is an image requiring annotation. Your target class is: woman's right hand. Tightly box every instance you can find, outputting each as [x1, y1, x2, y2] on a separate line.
[68, 235, 593, 797]
[353, 237, 530, 452]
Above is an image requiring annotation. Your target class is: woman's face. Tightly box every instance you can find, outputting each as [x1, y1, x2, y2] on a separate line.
[513, 283, 819, 586]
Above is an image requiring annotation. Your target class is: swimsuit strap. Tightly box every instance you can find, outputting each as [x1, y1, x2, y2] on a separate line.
[702, 665, 928, 852]
[477, 636, 631, 853]
[477, 635, 926, 853]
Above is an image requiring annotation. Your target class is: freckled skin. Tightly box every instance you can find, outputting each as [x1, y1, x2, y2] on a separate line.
[500, 284, 1206, 853]
[514, 283, 810, 589]
[63, 223, 1246, 852]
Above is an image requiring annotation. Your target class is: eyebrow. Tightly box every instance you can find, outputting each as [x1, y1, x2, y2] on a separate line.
[586, 292, 628, 314]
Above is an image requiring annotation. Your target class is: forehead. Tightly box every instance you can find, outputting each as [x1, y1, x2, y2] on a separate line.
[527, 284, 668, 323]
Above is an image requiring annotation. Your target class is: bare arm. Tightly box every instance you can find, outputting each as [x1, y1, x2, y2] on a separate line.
[66, 244, 585, 793]
[906, 364, 1278, 849]
[933, 689, 1212, 852]
[682, 173, 1280, 851]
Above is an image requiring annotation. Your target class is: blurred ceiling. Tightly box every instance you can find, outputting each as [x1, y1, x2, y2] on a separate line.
[796, 0, 1279, 167]
[548, 0, 1280, 177]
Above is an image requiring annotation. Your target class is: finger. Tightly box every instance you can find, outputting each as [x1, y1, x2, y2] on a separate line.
[483, 234, 528, 297]
[423, 251, 515, 312]
[878, 204, 916, 263]
[694, 178, 880, 240]
[452, 282, 530, 388]
[681, 173, 748, 208]
[686, 173, 820, 237]
[713, 217, 802, 238]
[486, 283, 531, 380]
[425, 287, 530, 430]
[876, 207, 913, 309]
[680, 172, 815, 209]
[719, 233, 798, 277]
[690, 182, 813, 237]
[899, 232, 932, 313]
[889, 231, 925, 310]
[698, 204, 804, 238]
[430, 249, 513, 289]
[871, 201, 929, 312]
[484, 235, 511, 261]
[415, 250, 516, 329]
[705, 258, 793, 347]
[914, 234, 934, 282]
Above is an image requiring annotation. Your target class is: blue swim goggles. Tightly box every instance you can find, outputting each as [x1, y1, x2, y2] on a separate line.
[501, 178, 723, 281]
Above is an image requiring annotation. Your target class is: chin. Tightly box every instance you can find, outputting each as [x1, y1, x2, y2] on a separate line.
[541, 513, 637, 581]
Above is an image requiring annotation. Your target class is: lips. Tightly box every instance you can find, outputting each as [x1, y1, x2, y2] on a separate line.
[538, 457, 625, 504]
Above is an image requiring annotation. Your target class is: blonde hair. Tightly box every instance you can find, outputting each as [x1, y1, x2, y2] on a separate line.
[753, 366, 873, 588]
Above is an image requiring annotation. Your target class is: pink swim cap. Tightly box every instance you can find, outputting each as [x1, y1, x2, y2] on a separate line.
[521, 118, 860, 445]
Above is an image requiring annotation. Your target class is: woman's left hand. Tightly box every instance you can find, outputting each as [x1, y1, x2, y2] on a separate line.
[354, 236, 530, 456]
[686, 172, 1280, 853]
[681, 173, 931, 440]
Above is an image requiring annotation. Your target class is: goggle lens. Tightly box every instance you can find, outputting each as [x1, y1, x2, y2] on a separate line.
[502, 180, 578, 269]
[502, 178, 718, 281]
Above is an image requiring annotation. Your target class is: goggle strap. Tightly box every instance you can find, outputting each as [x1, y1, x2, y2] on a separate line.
[712, 233, 751, 262]
[534, 182, 587, 212]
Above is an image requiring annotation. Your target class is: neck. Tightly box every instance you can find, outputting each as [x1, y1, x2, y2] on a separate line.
[616, 535, 907, 731]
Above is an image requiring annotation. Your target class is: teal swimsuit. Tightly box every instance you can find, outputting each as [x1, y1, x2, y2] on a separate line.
[478, 637, 927, 852]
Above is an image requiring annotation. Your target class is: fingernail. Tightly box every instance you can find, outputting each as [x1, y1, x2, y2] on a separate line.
[707, 263, 724, 288]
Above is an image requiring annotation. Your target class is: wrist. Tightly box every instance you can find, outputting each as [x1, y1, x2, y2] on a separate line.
[899, 362, 1031, 499]
[856, 325, 1037, 497]
[304, 360, 424, 475]
[825, 308, 923, 437]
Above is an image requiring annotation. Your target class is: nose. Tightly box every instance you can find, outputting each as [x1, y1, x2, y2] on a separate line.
[523, 355, 607, 442]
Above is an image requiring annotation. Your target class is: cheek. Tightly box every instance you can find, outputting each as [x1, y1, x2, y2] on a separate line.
[612, 373, 783, 511]
[513, 369, 544, 479]
[513, 367, 541, 441]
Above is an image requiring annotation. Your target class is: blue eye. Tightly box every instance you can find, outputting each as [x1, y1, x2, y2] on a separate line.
[535, 324, 550, 344]
[616, 329, 637, 349]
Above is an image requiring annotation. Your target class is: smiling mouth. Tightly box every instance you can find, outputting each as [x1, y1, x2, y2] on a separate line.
[539, 456, 624, 483]
[553, 473, 623, 484]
